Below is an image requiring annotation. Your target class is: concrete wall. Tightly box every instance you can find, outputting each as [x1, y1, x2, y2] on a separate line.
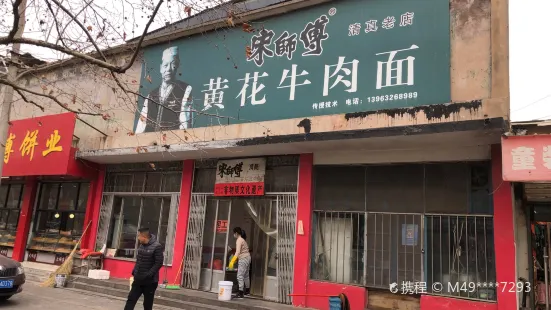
[6, 0, 507, 154]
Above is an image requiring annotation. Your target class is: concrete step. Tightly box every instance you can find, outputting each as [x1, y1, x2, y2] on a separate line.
[68, 282, 227, 310]
[69, 277, 293, 310]
[23, 266, 54, 284]
[24, 273, 48, 284]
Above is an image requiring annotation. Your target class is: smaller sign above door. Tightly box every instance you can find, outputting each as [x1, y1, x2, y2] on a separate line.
[214, 158, 266, 197]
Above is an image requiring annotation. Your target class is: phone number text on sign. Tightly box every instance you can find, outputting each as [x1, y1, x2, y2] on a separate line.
[367, 92, 418, 103]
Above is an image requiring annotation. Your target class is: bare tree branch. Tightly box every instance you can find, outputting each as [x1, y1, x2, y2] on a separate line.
[119, 0, 165, 72]
[7, 0, 24, 40]
[44, 0, 68, 48]
[13, 88, 46, 112]
[57, 0, 93, 42]
[0, 37, 121, 71]
[49, 0, 108, 61]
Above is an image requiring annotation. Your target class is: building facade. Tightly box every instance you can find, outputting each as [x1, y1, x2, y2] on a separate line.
[1, 0, 514, 309]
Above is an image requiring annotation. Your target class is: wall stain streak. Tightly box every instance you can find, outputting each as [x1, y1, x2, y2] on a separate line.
[344, 100, 482, 122]
[297, 118, 312, 134]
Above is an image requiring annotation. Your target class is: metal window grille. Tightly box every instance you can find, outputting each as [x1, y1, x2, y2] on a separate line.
[311, 211, 366, 286]
[425, 214, 496, 301]
[365, 212, 423, 289]
[311, 211, 495, 302]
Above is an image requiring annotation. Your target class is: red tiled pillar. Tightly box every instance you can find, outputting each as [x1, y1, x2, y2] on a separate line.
[83, 167, 105, 251]
[292, 154, 314, 307]
[491, 144, 517, 310]
[166, 159, 194, 285]
[12, 177, 38, 262]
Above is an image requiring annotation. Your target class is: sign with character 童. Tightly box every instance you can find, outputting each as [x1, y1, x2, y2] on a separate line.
[214, 158, 266, 196]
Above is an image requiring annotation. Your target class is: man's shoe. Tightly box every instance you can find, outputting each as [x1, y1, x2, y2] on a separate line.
[236, 291, 244, 299]
[244, 288, 250, 296]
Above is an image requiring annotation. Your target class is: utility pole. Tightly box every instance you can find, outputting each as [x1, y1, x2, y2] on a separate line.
[0, 0, 28, 183]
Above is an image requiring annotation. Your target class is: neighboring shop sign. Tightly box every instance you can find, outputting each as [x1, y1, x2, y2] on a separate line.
[214, 158, 266, 196]
[135, 0, 450, 133]
[3, 113, 77, 177]
[502, 135, 551, 181]
[27, 250, 38, 262]
[54, 253, 67, 266]
[216, 220, 228, 233]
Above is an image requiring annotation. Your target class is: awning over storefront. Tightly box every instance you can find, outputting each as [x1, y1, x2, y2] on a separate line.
[78, 118, 505, 165]
[502, 134, 551, 182]
[3, 113, 96, 179]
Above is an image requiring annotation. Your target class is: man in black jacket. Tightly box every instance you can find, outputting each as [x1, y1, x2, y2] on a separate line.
[124, 227, 164, 310]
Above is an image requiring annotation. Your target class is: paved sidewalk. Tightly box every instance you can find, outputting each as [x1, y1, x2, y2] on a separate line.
[2, 282, 177, 309]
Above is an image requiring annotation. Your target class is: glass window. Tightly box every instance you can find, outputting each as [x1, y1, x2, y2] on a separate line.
[106, 196, 172, 260]
[141, 197, 162, 240]
[38, 183, 59, 210]
[161, 173, 181, 192]
[114, 174, 132, 192]
[145, 173, 162, 192]
[425, 215, 496, 301]
[29, 182, 90, 254]
[77, 183, 90, 211]
[201, 199, 218, 269]
[158, 198, 171, 247]
[0, 186, 8, 208]
[132, 173, 146, 192]
[6, 184, 22, 209]
[0, 184, 24, 247]
[58, 183, 78, 211]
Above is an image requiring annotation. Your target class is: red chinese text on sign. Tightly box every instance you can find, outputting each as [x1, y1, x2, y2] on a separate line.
[3, 113, 77, 177]
[214, 158, 266, 197]
[502, 135, 551, 181]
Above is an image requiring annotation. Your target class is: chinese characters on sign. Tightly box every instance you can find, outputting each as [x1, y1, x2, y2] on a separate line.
[349, 12, 414, 36]
[136, 0, 450, 131]
[214, 158, 266, 197]
[502, 135, 551, 181]
[5, 129, 63, 164]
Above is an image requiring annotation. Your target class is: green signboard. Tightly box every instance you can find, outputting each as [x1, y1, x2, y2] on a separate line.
[135, 0, 450, 133]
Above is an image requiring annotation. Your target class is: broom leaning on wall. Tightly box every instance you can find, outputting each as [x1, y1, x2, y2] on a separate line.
[41, 221, 92, 288]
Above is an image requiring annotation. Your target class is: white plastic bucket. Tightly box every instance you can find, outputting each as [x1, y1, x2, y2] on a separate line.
[218, 281, 233, 301]
[55, 274, 67, 288]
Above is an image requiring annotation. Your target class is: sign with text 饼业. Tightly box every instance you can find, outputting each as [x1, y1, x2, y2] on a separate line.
[135, 0, 451, 133]
[214, 158, 266, 196]
[3, 113, 77, 177]
[502, 135, 551, 181]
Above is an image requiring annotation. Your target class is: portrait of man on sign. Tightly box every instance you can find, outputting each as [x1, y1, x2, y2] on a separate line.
[135, 46, 193, 133]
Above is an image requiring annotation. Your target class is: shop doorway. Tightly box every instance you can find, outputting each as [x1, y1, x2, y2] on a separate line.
[526, 204, 551, 309]
[182, 194, 297, 304]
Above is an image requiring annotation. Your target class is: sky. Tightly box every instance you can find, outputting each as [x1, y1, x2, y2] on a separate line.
[0, 0, 227, 62]
[509, 0, 551, 122]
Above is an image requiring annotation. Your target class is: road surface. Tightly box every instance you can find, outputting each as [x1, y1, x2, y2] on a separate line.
[1, 282, 175, 309]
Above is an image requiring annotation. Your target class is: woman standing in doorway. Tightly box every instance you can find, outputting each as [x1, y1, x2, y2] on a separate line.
[228, 227, 250, 298]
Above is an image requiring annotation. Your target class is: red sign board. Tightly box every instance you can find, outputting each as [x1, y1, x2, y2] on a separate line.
[216, 220, 228, 233]
[3, 113, 77, 177]
[502, 135, 551, 181]
[214, 182, 265, 196]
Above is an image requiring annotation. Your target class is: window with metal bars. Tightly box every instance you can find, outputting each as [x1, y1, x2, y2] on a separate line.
[310, 162, 496, 301]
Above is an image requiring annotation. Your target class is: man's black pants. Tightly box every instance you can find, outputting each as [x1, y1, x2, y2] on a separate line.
[124, 281, 158, 310]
